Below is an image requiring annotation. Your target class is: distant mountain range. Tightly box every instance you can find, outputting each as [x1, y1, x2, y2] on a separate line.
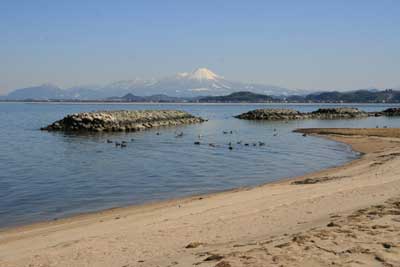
[106, 90, 400, 104]
[1, 68, 306, 100]
[1, 68, 398, 103]
[199, 91, 275, 103]
[286, 89, 400, 103]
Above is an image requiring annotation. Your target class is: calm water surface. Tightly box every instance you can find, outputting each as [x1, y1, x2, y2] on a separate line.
[0, 103, 399, 228]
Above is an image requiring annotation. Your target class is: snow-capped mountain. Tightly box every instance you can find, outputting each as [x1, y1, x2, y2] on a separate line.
[100, 68, 302, 97]
[2, 68, 308, 100]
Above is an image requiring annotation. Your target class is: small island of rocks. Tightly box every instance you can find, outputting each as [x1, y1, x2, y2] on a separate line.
[41, 110, 205, 132]
[235, 107, 400, 121]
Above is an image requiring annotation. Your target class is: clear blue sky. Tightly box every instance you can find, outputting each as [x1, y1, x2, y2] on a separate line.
[1, 0, 399, 93]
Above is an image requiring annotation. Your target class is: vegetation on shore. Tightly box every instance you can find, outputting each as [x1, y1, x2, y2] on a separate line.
[3, 89, 400, 103]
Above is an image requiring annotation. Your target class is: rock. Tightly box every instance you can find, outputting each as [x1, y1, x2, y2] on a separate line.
[310, 108, 368, 119]
[185, 242, 203, 248]
[382, 242, 393, 249]
[41, 110, 205, 132]
[204, 254, 224, 261]
[235, 108, 369, 121]
[235, 109, 304, 120]
[215, 261, 232, 267]
[327, 222, 340, 227]
[381, 108, 400, 116]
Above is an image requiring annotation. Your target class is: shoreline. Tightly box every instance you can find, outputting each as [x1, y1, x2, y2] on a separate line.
[0, 131, 360, 232]
[1, 128, 400, 266]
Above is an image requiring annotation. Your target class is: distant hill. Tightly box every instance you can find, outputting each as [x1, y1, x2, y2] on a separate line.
[111, 93, 189, 103]
[287, 89, 400, 103]
[2, 84, 102, 100]
[198, 91, 276, 103]
[3, 82, 400, 103]
[5, 84, 66, 100]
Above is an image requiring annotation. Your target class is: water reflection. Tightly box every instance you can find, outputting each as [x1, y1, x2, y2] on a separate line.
[0, 103, 398, 228]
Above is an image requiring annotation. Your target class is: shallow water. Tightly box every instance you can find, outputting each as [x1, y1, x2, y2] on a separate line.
[0, 103, 399, 228]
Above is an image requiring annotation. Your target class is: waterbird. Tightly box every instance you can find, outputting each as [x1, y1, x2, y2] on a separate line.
[228, 146, 233, 150]
[258, 142, 266, 146]
[194, 141, 201, 145]
[209, 143, 216, 147]
[237, 141, 242, 145]
[273, 133, 278, 137]
[106, 139, 113, 143]
[244, 143, 249, 146]
[156, 132, 160, 135]
[222, 131, 228, 134]
[302, 133, 307, 137]
[115, 142, 121, 147]
[175, 132, 184, 137]
[131, 138, 135, 142]
[198, 134, 203, 139]
[121, 143, 127, 148]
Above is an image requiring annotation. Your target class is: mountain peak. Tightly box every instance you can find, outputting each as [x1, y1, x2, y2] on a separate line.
[39, 83, 60, 89]
[189, 68, 221, 80]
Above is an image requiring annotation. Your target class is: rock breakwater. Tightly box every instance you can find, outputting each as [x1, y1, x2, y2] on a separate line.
[235, 107, 400, 121]
[41, 110, 205, 132]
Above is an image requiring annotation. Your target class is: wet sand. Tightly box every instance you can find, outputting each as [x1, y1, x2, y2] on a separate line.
[1, 128, 400, 267]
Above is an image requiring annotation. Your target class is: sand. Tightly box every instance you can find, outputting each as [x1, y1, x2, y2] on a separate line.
[1, 128, 400, 267]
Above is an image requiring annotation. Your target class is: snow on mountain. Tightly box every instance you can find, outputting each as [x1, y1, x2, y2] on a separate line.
[188, 68, 221, 80]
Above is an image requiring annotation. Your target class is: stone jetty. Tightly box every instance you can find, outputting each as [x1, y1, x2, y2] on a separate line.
[41, 110, 205, 132]
[375, 108, 400, 117]
[235, 107, 400, 121]
[235, 109, 305, 120]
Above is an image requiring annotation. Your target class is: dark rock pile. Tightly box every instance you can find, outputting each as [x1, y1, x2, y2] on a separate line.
[234, 107, 398, 121]
[41, 110, 205, 132]
[235, 107, 368, 121]
[310, 108, 368, 119]
[381, 108, 400, 116]
[234, 109, 304, 120]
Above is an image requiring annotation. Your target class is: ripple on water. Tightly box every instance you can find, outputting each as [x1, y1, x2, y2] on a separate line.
[0, 102, 398, 227]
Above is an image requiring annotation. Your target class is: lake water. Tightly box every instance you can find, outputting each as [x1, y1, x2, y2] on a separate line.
[1, 102, 399, 228]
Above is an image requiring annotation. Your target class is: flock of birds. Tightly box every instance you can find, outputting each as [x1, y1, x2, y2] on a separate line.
[104, 124, 392, 150]
[104, 128, 296, 150]
[106, 139, 133, 148]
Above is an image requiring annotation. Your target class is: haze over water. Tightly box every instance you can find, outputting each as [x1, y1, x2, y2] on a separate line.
[1, 103, 399, 228]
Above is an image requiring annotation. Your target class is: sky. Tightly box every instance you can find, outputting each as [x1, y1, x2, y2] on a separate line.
[0, 0, 399, 94]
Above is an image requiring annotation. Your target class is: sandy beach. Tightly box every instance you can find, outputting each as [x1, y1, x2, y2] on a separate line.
[1, 128, 400, 267]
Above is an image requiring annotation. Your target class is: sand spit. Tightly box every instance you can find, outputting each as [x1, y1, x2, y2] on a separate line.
[1, 128, 400, 266]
